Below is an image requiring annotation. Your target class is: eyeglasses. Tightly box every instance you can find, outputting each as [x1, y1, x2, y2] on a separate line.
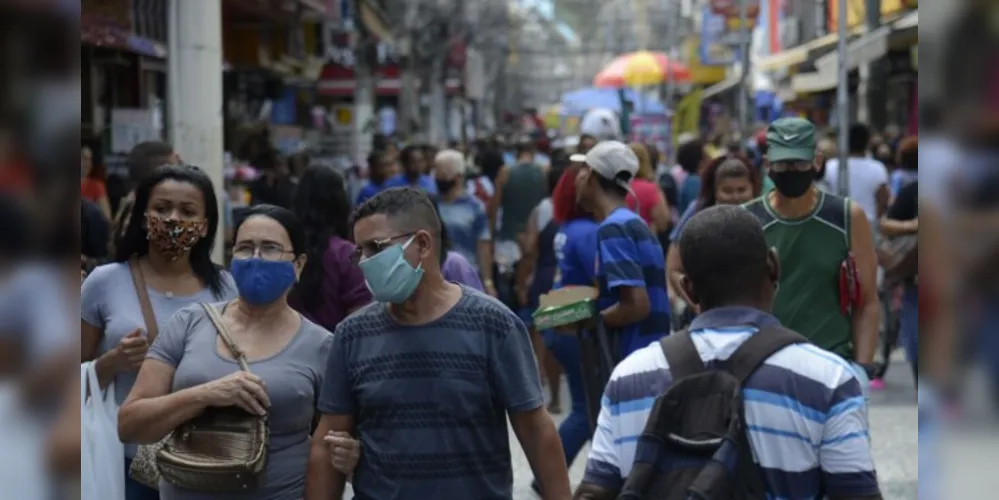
[351, 232, 416, 265]
[232, 242, 295, 261]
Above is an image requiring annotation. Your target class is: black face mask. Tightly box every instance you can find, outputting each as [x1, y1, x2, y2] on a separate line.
[769, 170, 814, 198]
[435, 179, 457, 194]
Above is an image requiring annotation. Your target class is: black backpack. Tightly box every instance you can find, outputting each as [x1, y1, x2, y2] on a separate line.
[618, 326, 809, 500]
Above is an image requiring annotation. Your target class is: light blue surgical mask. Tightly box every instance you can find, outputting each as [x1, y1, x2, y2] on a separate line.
[358, 235, 424, 303]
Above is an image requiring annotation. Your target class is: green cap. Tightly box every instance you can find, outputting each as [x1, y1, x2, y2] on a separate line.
[766, 117, 816, 162]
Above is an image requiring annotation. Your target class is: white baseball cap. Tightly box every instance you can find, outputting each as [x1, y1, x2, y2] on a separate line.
[584, 141, 639, 190]
[569, 153, 586, 163]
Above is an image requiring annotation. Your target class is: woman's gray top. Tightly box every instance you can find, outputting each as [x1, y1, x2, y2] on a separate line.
[147, 302, 333, 500]
[81, 262, 237, 457]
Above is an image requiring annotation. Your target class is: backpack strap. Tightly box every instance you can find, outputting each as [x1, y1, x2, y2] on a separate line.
[723, 325, 809, 383]
[659, 330, 705, 379]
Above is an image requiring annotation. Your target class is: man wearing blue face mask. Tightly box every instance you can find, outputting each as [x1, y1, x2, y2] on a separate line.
[306, 187, 571, 500]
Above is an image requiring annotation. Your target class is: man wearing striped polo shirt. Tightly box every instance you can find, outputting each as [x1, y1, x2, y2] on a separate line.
[575, 140, 671, 358]
[574, 205, 881, 500]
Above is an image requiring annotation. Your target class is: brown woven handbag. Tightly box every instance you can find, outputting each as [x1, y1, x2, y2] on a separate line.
[155, 303, 270, 492]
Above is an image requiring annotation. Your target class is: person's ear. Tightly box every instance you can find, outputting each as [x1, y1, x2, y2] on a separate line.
[680, 275, 700, 313]
[417, 230, 434, 259]
[294, 254, 308, 281]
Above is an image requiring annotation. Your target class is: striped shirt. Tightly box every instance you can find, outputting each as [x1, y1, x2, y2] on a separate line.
[597, 207, 670, 357]
[581, 307, 880, 499]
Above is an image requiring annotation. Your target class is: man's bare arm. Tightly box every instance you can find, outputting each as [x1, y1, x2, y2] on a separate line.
[305, 413, 354, 500]
[848, 203, 880, 364]
[510, 407, 571, 500]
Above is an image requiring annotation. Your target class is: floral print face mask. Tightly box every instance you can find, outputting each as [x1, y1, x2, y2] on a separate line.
[145, 213, 206, 261]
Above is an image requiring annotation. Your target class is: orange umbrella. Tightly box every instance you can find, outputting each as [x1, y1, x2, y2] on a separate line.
[594, 51, 692, 88]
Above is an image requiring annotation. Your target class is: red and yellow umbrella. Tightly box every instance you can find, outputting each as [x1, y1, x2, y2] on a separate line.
[594, 51, 692, 88]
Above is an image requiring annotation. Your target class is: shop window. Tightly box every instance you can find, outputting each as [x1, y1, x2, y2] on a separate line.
[132, 0, 167, 44]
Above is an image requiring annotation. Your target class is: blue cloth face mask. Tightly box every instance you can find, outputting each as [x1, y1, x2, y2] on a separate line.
[230, 258, 298, 305]
[358, 235, 424, 303]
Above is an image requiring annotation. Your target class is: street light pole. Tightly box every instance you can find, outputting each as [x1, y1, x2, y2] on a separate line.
[663, 0, 681, 111]
[836, 0, 850, 197]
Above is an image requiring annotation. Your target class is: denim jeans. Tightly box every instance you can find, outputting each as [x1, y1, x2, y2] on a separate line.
[124, 458, 160, 500]
[544, 332, 590, 467]
[900, 284, 919, 379]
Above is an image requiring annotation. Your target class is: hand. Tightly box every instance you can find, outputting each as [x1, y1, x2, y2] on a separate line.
[200, 372, 271, 416]
[323, 431, 361, 475]
[485, 281, 499, 298]
[110, 328, 149, 372]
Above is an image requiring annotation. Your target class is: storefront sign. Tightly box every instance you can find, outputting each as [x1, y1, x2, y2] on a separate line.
[700, 5, 742, 66]
[709, 0, 760, 20]
[827, 0, 908, 32]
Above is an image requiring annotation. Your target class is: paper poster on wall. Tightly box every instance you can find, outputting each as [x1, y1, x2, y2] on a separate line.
[110, 108, 158, 153]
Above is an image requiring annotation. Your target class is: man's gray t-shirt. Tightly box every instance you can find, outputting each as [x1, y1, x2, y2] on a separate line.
[80, 262, 237, 456]
[148, 302, 333, 500]
[319, 286, 544, 499]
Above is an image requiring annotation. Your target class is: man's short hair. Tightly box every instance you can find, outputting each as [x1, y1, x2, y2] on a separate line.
[352, 187, 443, 251]
[434, 149, 466, 177]
[848, 124, 871, 153]
[678, 205, 770, 309]
[127, 141, 173, 182]
[399, 145, 422, 166]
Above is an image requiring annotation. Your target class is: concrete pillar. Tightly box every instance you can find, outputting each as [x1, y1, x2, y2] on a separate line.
[167, 0, 225, 264]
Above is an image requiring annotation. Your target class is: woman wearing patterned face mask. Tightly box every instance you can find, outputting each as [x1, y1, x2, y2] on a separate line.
[119, 205, 342, 499]
[82, 164, 238, 500]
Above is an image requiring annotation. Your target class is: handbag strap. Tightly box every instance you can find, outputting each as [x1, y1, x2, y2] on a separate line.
[128, 256, 159, 343]
[201, 303, 252, 373]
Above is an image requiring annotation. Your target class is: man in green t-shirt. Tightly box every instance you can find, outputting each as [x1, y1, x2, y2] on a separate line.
[744, 117, 881, 390]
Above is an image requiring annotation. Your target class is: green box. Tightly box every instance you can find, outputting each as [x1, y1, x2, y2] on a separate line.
[533, 299, 596, 330]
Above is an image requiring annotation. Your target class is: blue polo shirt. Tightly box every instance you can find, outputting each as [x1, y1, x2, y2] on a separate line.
[596, 207, 670, 357]
[355, 180, 387, 206]
[383, 174, 438, 196]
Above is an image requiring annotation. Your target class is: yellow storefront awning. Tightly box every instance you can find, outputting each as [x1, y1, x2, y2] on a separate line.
[702, 71, 743, 98]
[756, 32, 841, 72]
[791, 67, 837, 94]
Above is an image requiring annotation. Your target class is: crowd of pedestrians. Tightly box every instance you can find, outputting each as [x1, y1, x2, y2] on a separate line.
[76, 114, 927, 500]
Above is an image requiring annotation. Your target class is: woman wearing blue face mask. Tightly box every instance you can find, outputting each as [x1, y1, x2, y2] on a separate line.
[119, 205, 355, 499]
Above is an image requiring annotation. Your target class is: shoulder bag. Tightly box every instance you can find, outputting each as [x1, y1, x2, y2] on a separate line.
[126, 257, 166, 489]
[154, 303, 270, 492]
